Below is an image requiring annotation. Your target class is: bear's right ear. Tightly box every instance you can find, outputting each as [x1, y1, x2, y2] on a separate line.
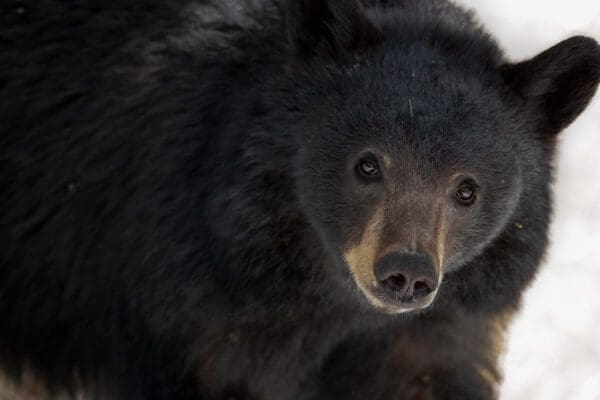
[501, 36, 600, 138]
[285, 0, 383, 61]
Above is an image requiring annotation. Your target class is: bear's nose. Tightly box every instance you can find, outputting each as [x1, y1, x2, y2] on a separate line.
[374, 252, 438, 302]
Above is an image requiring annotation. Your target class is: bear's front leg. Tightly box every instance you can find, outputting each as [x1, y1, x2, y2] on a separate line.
[307, 311, 510, 400]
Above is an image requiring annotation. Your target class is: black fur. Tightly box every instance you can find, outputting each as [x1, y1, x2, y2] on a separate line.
[1, 0, 599, 399]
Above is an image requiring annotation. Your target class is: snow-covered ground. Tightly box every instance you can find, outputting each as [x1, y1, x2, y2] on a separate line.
[454, 1, 600, 399]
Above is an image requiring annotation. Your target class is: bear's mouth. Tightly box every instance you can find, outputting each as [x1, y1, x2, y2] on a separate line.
[354, 277, 439, 315]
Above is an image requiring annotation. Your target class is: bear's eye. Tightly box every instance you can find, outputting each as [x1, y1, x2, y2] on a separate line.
[356, 158, 381, 179]
[455, 184, 476, 205]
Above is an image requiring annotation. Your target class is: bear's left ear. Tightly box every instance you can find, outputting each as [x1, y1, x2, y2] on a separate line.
[285, 0, 383, 61]
[501, 36, 600, 137]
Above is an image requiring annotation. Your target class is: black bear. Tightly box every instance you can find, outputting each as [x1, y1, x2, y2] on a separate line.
[1, 0, 599, 399]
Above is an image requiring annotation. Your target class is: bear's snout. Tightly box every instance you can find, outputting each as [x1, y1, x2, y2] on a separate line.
[374, 252, 439, 306]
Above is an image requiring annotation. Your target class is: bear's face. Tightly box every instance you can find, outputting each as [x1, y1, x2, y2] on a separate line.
[293, 58, 524, 313]
[286, 0, 600, 314]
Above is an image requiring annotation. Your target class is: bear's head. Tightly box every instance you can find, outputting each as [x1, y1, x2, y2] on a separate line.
[282, 0, 600, 314]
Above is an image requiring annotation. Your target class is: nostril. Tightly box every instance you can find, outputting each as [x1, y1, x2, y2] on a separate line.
[412, 279, 433, 299]
[387, 273, 406, 288]
[381, 273, 407, 293]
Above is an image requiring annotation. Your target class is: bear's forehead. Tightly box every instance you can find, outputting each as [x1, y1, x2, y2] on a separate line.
[303, 45, 518, 161]
[324, 71, 510, 144]
[358, 63, 498, 109]
[330, 49, 505, 121]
